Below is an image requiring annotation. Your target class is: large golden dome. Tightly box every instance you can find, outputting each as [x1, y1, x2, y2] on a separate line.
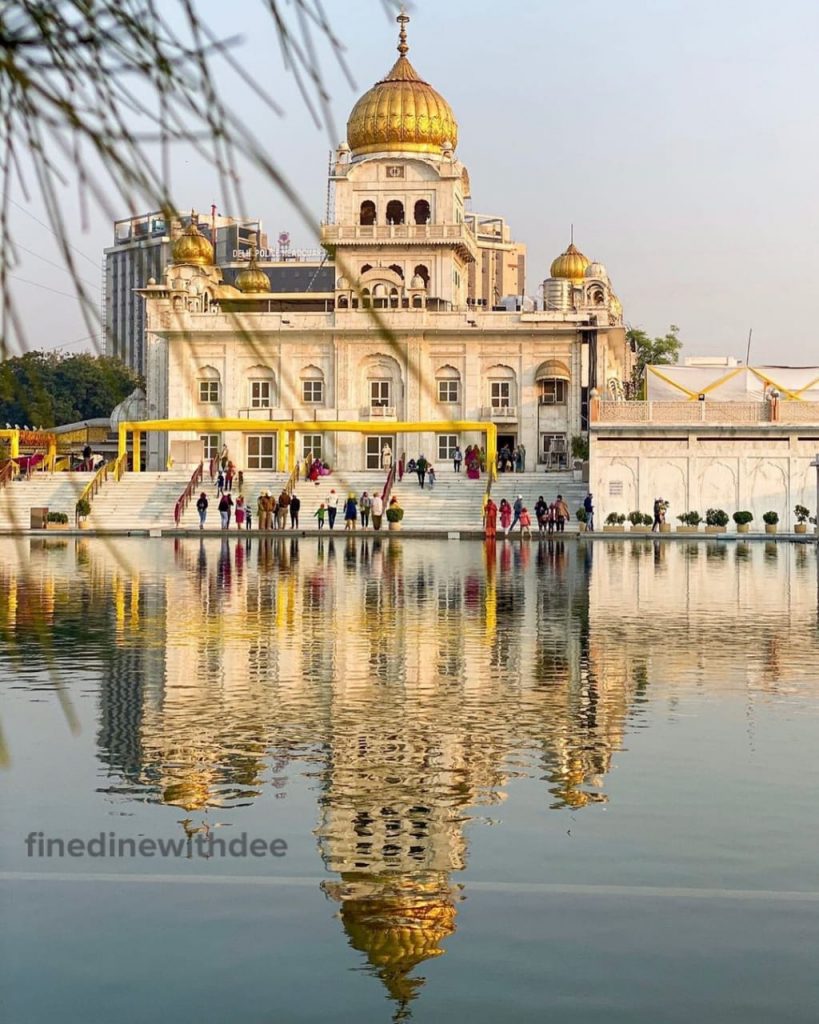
[172, 218, 214, 267]
[550, 242, 590, 284]
[347, 14, 458, 158]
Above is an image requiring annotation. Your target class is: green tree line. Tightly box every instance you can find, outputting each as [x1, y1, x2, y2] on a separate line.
[0, 352, 142, 428]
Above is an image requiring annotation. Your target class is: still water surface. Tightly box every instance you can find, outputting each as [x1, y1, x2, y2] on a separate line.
[1, 536, 818, 1022]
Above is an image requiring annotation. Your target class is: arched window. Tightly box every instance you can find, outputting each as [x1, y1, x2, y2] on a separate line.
[536, 359, 570, 405]
[197, 365, 221, 405]
[300, 365, 325, 405]
[360, 201, 376, 226]
[373, 283, 388, 309]
[389, 288, 399, 309]
[247, 364, 276, 409]
[361, 264, 372, 275]
[436, 364, 461, 404]
[413, 264, 429, 288]
[414, 199, 430, 225]
[386, 200, 405, 225]
[361, 288, 371, 309]
[412, 294, 423, 308]
[337, 294, 349, 309]
[388, 264, 404, 279]
[486, 364, 516, 409]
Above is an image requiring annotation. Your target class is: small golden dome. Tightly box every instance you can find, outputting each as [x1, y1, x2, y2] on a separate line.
[347, 13, 458, 158]
[172, 218, 214, 267]
[234, 252, 271, 294]
[550, 242, 590, 284]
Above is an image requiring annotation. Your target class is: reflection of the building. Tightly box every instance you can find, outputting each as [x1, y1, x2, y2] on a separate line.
[10, 537, 815, 1011]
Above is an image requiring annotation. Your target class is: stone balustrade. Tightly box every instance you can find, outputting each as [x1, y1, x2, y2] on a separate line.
[593, 400, 773, 424]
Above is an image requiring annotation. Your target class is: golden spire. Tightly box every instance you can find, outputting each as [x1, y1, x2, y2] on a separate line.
[346, 11, 458, 157]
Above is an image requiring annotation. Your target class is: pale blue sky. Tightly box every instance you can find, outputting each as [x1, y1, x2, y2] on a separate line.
[8, 0, 819, 363]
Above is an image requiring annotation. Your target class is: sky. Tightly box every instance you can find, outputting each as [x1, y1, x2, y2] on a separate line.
[7, 0, 819, 364]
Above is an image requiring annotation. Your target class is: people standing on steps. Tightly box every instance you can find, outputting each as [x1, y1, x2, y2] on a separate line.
[453, 446, 462, 473]
[583, 492, 595, 532]
[510, 494, 524, 532]
[344, 493, 358, 530]
[518, 443, 526, 472]
[258, 491, 272, 531]
[398, 454, 405, 482]
[427, 466, 436, 489]
[225, 462, 235, 492]
[289, 493, 301, 529]
[484, 497, 497, 540]
[216, 469, 225, 496]
[218, 491, 233, 529]
[314, 503, 326, 530]
[547, 502, 557, 535]
[327, 489, 338, 529]
[519, 506, 532, 538]
[382, 444, 393, 471]
[196, 492, 208, 529]
[534, 496, 547, 534]
[499, 499, 512, 536]
[234, 495, 246, 529]
[416, 454, 428, 488]
[359, 491, 371, 528]
[276, 489, 290, 530]
[245, 502, 252, 530]
[554, 494, 570, 533]
[371, 492, 384, 530]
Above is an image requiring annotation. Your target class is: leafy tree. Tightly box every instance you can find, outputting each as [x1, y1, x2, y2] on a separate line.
[0, 351, 141, 426]
[626, 324, 682, 398]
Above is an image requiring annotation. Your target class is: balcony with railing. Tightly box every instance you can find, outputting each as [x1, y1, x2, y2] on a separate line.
[480, 405, 518, 422]
[362, 405, 397, 420]
[320, 222, 478, 260]
[593, 400, 774, 425]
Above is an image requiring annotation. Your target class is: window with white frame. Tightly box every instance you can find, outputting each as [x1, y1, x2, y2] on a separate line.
[246, 435, 275, 470]
[198, 380, 220, 404]
[539, 378, 567, 404]
[200, 434, 220, 460]
[438, 434, 458, 461]
[438, 379, 459, 403]
[249, 379, 273, 408]
[302, 434, 322, 461]
[370, 380, 391, 407]
[302, 379, 324, 404]
[490, 381, 511, 408]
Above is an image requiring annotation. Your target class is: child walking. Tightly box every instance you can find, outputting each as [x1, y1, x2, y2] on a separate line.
[314, 503, 326, 530]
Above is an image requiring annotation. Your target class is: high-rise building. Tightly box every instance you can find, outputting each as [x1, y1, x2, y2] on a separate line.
[103, 210, 266, 376]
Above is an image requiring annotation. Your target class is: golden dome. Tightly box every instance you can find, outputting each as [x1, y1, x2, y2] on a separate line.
[550, 242, 590, 284]
[347, 14, 458, 158]
[234, 251, 271, 294]
[172, 218, 214, 267]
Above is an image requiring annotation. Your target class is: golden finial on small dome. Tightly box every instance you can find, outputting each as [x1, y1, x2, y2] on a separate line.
[346, 11, 458, 157]
[550, 241, 590, 284]
[171, 213, 214, 267]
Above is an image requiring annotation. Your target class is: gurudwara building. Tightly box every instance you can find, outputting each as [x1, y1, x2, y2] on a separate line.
[141, 14, 632, 472]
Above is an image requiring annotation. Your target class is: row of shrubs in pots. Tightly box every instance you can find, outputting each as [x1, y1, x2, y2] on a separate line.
[597, 505, 815, 534]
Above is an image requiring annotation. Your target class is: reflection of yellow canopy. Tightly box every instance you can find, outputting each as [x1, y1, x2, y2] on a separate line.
[535, 359, 570, 381]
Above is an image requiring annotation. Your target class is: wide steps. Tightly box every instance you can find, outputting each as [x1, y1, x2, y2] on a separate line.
[0, 473, 95, 527]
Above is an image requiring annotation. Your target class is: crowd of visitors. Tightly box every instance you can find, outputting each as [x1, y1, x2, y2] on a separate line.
[484, 491, 573, 539]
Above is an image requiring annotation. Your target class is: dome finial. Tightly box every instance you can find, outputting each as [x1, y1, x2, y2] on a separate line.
[397, 10, 409, 56]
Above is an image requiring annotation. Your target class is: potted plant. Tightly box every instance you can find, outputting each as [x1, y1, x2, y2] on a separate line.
[46, 511, 70, 530]
[676, 511, 702, 534]
[793, 505, 810, 535]
[704, 508, 729, 534]
[386, 503, 404, 531]
[732, 510, 753, 534]
[628, 510, 649, 533]
[75, 497, 91, 529]
[604, 512, 625, 533]
[570, 435, 589, 481]
[762, 510, 778, 535]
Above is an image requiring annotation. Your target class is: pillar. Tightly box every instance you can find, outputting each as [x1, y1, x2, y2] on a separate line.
[277, 428, 286, 472]
[132, 431, 141, 473]
[10, 431, 19, 459]
[288, 430, 297, 473]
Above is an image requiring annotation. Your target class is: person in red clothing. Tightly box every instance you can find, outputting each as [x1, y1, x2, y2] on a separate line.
[484, 498, 498, 540]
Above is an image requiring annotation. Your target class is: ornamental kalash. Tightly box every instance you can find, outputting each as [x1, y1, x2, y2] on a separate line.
[139, 13, 631, 473]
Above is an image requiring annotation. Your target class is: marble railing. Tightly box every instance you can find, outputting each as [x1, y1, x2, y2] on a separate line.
[595, 401, 773, 424]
